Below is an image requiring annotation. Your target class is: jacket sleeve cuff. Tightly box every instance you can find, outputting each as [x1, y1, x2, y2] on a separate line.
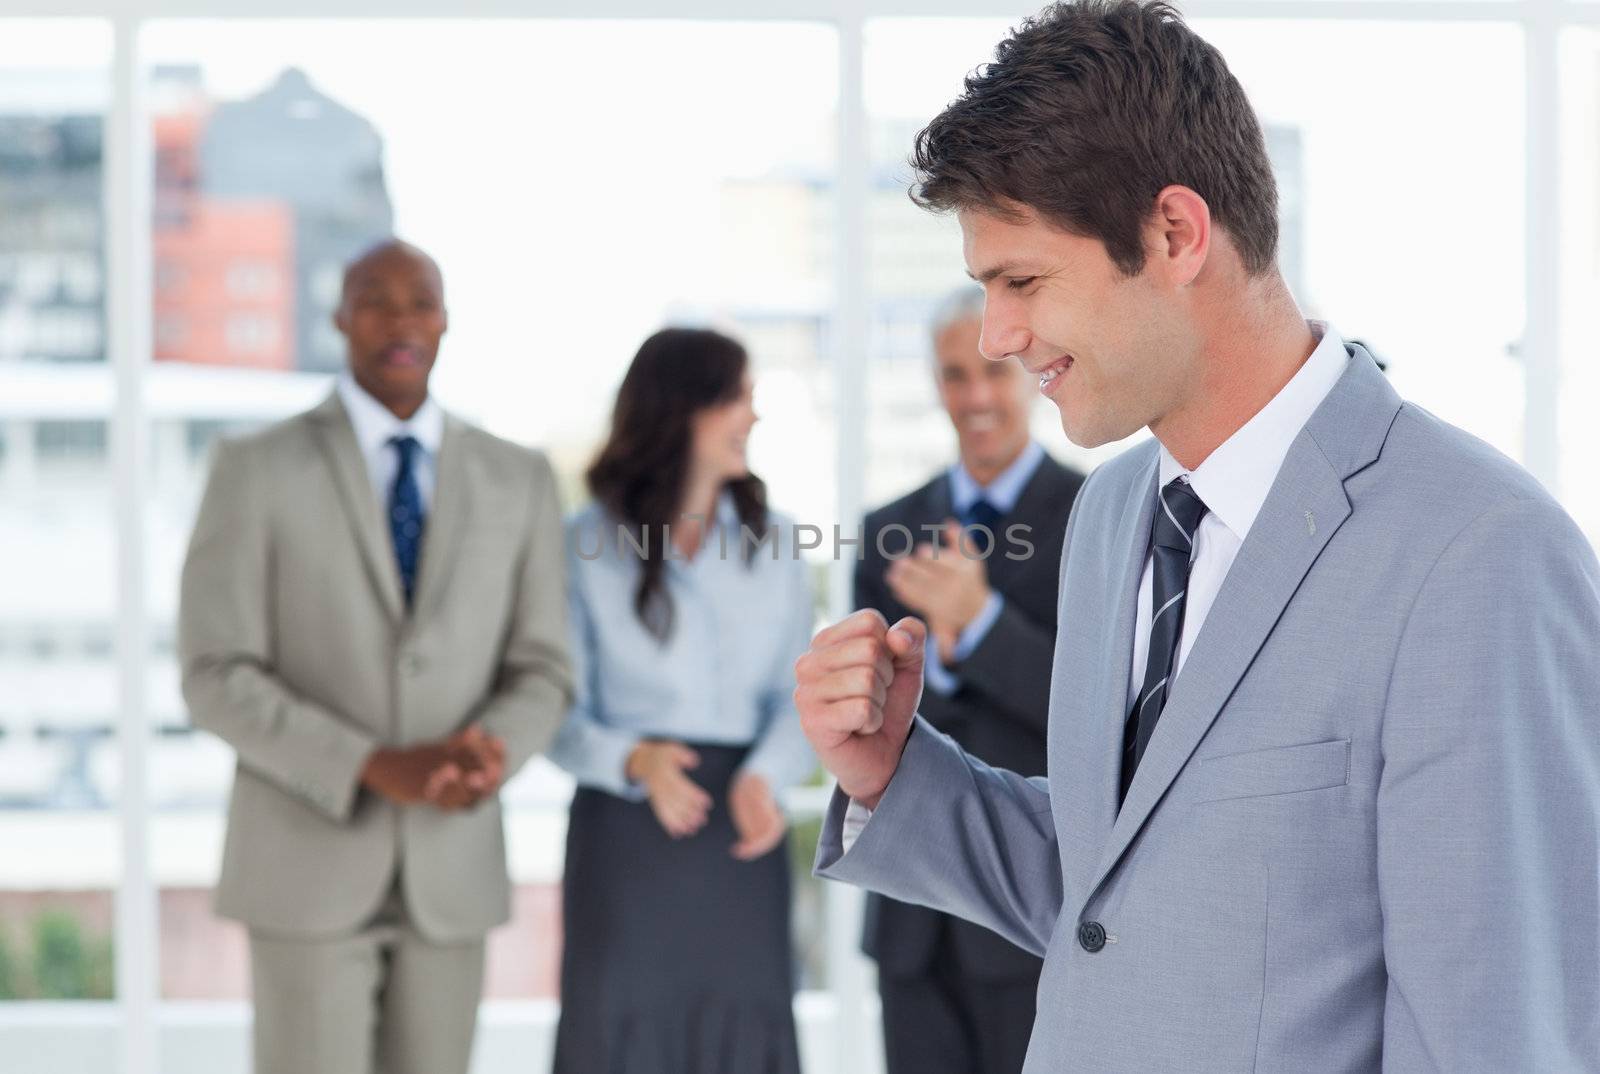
[298, 717, 378, 823]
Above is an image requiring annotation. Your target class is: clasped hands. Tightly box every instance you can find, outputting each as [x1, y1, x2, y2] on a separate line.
[360, 724, 507, 811]
[885, 518, 993, 663]
[626, 741, 787, 861]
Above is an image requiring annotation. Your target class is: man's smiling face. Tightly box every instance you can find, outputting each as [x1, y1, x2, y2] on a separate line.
[962, 202, 1198, 449]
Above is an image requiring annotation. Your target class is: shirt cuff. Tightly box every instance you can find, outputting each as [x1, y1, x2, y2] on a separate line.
[841, 799, 873, 854]
[550, 719, 646, 801]
[951, 591, 1004, 662]
[923, 642, 960, 696]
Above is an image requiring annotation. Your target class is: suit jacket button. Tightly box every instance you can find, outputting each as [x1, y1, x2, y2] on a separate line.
[1077, 921, 1106, 953]
[402, 653, 423, 675]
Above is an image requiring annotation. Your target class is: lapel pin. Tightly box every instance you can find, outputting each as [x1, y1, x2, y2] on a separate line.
[1304, 510, 1316, 536]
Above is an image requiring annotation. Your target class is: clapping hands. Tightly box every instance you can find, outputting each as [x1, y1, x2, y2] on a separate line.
[626, 741, 787, 860]
[885, 519, 993, 663]
[727, 771, 786, 861]
[626, 741, 712, 838]
[360, 724, 507, 811]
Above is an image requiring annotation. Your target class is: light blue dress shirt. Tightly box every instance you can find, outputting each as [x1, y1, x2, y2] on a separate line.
[548, 495, 820, 800]
[923, 439, 1046, 696]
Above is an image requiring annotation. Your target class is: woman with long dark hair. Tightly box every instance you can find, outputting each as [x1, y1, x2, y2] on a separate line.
[548, 327, 817, 1074]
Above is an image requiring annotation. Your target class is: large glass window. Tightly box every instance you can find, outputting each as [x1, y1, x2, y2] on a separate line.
[0, 21, 117, 1008]
[0, 8, 1586, 1074]
[1559, 28, 1600, 542]
[1200, 20, 1526, 461]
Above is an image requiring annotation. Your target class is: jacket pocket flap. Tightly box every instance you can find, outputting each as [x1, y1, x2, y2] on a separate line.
[1184, 738, 1350, 804]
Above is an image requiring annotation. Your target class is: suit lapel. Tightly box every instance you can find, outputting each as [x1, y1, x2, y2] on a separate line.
[1083, 348, 1402, 900]
[412, 416, 470, 624]
[309, 392, 404, 623]
[1084, 453, 1159, 845]
[1010, 457, 1067, 525]
[988, 458, 1061, 585]
[926, 474, 954, 528]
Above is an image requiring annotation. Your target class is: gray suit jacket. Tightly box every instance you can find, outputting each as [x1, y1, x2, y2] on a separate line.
[179, 392, 574, 943]
[818, 346, 1600, 1070]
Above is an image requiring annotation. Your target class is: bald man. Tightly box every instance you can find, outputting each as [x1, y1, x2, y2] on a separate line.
[179, 240, 573, 1074]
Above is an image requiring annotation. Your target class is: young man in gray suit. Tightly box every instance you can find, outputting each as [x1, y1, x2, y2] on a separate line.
[856, 287, 1082, 1074]
[797, 3, 1600, 1070]
[179, 240, 573, 1074]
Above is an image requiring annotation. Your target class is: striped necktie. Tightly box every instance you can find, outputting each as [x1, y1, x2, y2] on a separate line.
[1119, 477, 1209, 808]
[387, 435, 426, 609]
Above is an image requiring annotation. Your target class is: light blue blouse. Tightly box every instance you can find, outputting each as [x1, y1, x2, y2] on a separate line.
[548, 496, 820, 800]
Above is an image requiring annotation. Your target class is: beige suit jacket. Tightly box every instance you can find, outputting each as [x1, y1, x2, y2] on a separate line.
[179, 392, 574, 942]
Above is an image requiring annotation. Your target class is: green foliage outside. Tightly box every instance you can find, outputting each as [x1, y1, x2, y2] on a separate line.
[0, 910, 114, 1000]
[0, 926, 18, 999]
[788, 812, 829, 990]
[788, 814, 824, 886]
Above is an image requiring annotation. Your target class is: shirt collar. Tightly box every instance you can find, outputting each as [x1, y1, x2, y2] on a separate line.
[1157, 321, 1348, 542]
[680, 490, 742, 546]
[337, 372, 444, 460]
[663, 491, 744, 575]
[949, 439, 1045, 515]
[713, 489, 741, 530]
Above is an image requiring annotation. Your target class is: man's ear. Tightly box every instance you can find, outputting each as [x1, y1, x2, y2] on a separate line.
[440, 307, 449, 335]
[1149, 184, 1211, 287]
[332, 303, 349, 336]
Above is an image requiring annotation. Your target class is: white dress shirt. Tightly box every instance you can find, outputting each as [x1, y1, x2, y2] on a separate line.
[844, 322, 1350, 850]
[336, 373, 445, 511]
[1126, 321, 1348, 707]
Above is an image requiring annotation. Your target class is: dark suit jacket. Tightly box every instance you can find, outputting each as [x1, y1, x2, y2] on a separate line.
[855, 451, 1084, 981]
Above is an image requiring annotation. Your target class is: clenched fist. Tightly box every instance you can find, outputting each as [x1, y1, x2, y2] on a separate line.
[794, 609, 926, 810]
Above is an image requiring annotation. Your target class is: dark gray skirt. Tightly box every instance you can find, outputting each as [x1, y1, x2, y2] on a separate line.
[552, 743, 802, 1074]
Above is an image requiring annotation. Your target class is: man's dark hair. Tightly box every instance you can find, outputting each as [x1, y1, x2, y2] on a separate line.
[911, 0, 1279, 277]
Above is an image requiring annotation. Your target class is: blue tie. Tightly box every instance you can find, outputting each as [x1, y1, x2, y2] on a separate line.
[961, 497, 1002, 557]
[388, 435, 426, 609]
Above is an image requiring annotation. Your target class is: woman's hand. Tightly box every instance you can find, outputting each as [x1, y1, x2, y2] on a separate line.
[626, 741, 712, 838]
[728, 772, 786, 861]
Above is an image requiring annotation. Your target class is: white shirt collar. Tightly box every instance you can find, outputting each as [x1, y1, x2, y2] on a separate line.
[1158, 321, 1348, 542]
[336, 372, 444, 460]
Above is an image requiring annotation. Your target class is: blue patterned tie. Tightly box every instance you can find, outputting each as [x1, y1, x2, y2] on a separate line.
[960, 497, 1002, 557]
[1120, 477, 1209, 807]
[388, 435, 426, 609]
